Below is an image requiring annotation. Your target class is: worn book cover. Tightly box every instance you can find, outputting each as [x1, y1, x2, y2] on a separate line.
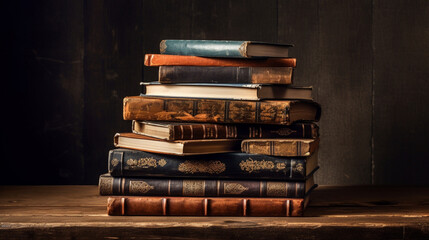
[145, 54, 297, 67]
[123, 96, 321, 125]
[107, 196, 307, 216]
[108, 148, 319, 180]
[160, 40, 292, 58]
[158, 66, 293, 85]
[241, 138, 320, 157]
[99, 173, 317, 198]
[132, 121, 319, 141]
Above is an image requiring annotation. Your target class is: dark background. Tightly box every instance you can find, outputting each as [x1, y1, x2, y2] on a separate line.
[2, 0, 429, 185]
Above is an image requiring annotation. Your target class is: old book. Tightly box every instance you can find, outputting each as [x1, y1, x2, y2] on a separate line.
[141, 82, 311, 100]
[160, 40, 292, 58]
[144, 54, 297, 67]
[107, 196, 307, 216]
[99, 173, 316, 198]
[158, 66, 293, 84]
[132, 121, 319, 141]
[241, 138, 320, 157]
[123, 96, 321, 125]
[114, 133, 241, 156]
[108, 148, 319, 180]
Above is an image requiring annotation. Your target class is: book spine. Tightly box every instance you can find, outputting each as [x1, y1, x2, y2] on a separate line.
[158, 66, 293, 84]
[241, 139, 320, 157]
[99, 175, 307, 198]
[123, 96, 298, 125]
[144, 54, 297, 67]
[160, 40, 247, 58]
[107, 196, 304, 216]
[168, 123, 319, 140]
[108, 149, 308, 180]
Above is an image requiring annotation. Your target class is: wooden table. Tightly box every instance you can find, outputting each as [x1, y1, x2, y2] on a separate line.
[0, 185, 428, 239]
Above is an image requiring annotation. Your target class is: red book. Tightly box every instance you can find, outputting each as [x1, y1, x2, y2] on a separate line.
[144, 54, 297, 67]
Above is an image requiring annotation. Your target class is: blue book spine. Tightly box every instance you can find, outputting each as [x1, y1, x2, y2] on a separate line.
[160, 40, 249, 58]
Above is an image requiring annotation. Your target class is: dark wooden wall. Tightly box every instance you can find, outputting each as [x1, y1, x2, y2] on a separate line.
[3, 0, 429, 185]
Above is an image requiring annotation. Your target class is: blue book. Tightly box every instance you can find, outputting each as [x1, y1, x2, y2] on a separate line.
[160, 40, 293, 58]
[108, 148, 319, 180]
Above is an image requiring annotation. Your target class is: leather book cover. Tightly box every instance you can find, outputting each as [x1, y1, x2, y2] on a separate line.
[145, 54, 297, 67]
[158, 66, 293, 84]
[107, 196, 306, 216]
[160, 40, 292, 58]
[241, 138, 320, 157]
[123, 95, 321, 125]
[132, 121, 319, 141]
[99, 173, 317, 198]
[107, 148, 319, 180]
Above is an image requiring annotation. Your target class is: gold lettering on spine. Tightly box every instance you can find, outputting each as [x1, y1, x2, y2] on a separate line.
[129, 181, 155, 194]
[267, 182, 287, 197]
[182, 180, 205, 196]
[224, 183, 249, 195]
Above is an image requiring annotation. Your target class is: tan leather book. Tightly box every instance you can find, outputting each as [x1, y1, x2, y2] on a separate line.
[241, 138, 319, 157]
[107, 196, 308, 216]
[114, 133, 241, 156]
[145, 54, 296, 67]
[123, 96, 321, 125]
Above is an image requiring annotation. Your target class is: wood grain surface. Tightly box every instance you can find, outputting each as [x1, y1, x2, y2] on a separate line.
[0, 185, 428, 239]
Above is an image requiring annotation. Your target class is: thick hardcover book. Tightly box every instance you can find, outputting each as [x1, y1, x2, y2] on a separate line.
[141, 82, 310, 100]
[132, 121, 319, 141]
[108, 148, 319, 180]
[144, 54, 297, 67]
[158, 66, 293, 85]
[99, 173, 316, 198]
[107, 196, 307, 216]
[241, 138, 319, 157]
[114, 133, 241, 155]
[160, 40, 292, 58]
[123, 96, 321, 125]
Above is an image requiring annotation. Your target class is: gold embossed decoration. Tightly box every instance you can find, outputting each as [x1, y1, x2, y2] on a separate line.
[111, 158, 119, 167]
[294, 163, 304, 175]
[126, 157, 167, 168]
[99, 178, 113, 195]
[182, 180, 205, 196]
[239, 158, 275, 173]
[224, 183, 249, 195]
[129, 181, 154, 195]
[178, 160, 226, 174]
[267, 182, 286, 197]
[158, 159, 167, 167]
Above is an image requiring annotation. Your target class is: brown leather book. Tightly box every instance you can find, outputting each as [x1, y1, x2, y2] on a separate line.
[144, 54, 297, 67]
[158, 66, 293, 85]
[114, 133, 241, 155]
[241, 138, 320, 157]
[123, 96, 321, 125]
[107, 196, 308, 216]
[132, 121, 319, 141]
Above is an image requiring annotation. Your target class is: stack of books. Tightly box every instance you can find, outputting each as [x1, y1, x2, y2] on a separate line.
[98, 40, 321, 217]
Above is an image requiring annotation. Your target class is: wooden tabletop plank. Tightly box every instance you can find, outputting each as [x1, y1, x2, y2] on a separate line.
[0, 185, 428, 240]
